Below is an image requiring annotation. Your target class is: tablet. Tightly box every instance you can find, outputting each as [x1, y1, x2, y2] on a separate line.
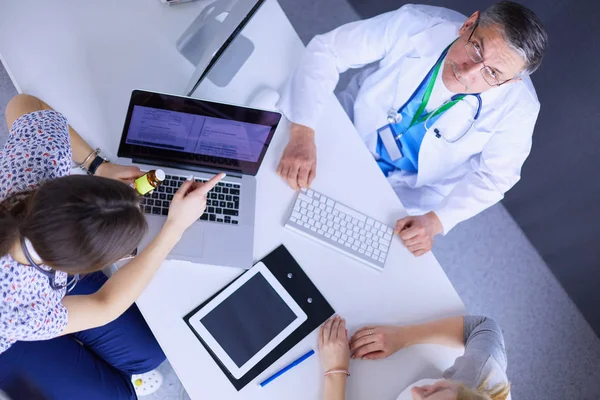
[188, 262, 308, 378]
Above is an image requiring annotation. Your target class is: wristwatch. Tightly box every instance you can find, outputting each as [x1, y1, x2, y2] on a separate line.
[87, 155, 109, 175]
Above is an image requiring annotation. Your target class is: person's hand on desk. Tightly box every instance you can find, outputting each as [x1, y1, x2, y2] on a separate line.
[349, 325, 407, 360]
[349, 317, 465, 360]
[165, 173, 225, 235]
[319, 316, 350, 400]
[319, 316, 350, 372]
[276, 123, 317, 190]
[394, 212, 443, 256]
[95, 162, 143, 184]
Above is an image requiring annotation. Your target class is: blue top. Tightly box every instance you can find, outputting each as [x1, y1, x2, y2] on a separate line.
[376, 65, 446, 175]
[375, 47, 451, 176]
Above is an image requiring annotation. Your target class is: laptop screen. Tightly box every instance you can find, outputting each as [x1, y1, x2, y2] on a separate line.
[118, 90, 281, 176]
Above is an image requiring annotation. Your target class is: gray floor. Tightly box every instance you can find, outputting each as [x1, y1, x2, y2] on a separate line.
[0, 62, 16, 143]
[2, 1, 600, 399]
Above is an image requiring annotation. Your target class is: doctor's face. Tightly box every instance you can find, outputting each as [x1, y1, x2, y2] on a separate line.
[442, 11, 526, 94]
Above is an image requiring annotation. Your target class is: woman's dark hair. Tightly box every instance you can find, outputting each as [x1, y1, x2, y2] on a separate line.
[0, 175, 147, 274]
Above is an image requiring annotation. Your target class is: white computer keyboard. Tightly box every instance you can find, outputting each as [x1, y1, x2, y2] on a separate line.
[285, 189, 394, 271]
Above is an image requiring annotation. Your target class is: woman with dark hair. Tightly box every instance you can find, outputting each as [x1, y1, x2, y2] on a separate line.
[0, 94, 224, 399]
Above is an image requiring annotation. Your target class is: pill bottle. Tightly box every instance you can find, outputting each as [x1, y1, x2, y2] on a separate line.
[135, 169, 165, 195]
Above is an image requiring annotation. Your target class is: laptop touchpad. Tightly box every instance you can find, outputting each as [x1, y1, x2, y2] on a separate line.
[170, 224, 204, 259]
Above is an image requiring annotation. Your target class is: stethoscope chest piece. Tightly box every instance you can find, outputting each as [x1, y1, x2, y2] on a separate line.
[387, 108, 403, 124]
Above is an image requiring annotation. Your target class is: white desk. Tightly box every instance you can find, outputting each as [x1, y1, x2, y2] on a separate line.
[0, 1, 465, 399]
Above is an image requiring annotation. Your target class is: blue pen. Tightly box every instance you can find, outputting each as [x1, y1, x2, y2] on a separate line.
[259, 350, 315, 387]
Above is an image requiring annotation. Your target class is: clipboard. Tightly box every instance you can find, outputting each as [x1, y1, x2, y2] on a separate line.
[184, 245, 335, 391]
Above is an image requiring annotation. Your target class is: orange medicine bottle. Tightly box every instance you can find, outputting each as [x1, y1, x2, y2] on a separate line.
[135, 169, 165, 195]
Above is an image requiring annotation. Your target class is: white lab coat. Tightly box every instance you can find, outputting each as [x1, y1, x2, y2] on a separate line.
[278, 4, 540, 233]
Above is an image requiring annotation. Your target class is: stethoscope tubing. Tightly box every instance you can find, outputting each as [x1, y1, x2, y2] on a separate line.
[424, 93, 483, 143]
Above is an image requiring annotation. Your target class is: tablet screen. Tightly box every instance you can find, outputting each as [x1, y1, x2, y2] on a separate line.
[188, 263, 307, 378]
[200, 273, 296, 367]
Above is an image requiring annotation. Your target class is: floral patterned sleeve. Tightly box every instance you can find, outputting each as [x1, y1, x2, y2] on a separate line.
[0, 110, 72, 197]
[0, 109, 72, 353]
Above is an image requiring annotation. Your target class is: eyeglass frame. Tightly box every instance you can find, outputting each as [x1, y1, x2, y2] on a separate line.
[464, 21, 515, 87]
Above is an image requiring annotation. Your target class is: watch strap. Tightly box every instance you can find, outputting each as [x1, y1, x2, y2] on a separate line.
[87, 155, 107, 175]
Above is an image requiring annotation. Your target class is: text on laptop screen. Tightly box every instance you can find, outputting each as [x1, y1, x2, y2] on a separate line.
[125, 106, 271, 163]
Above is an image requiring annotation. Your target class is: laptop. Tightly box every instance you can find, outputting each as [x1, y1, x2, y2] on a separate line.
[117, 90, 281, 269]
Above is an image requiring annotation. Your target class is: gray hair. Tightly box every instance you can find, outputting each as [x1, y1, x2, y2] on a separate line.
[480, 1, 548, 76]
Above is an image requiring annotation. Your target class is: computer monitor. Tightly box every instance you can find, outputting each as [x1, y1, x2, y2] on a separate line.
[177, 0, 266, 96]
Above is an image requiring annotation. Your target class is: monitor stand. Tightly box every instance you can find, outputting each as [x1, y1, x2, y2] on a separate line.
[176, 12, 255, 88]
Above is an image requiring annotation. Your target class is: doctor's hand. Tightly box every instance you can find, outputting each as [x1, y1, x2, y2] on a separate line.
[276, 123, 317, 190]
[394, 212, 443, 257]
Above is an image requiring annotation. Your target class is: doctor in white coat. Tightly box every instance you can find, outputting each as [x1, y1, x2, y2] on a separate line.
[276, 1, 548, 256]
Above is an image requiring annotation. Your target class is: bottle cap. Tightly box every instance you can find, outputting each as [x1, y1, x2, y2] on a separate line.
[155, 169, 166, 181]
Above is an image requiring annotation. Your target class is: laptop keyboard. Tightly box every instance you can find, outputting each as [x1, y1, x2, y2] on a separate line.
[139, 173, 240, 225]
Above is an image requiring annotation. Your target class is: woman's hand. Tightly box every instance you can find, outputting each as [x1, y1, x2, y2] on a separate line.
[164, 173, 225, 235]
[318, 316, 350, 373]
[349, 325, 406, 360]
[95, 162, 143, 184]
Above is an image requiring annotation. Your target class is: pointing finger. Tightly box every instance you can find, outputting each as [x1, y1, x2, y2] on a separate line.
[197, 173, 226, 195]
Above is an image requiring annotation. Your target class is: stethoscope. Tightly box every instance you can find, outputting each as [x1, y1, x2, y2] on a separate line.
[20, 237, 80, 293]
[387, 44, 484, 144]
[423, 92, 482, 143]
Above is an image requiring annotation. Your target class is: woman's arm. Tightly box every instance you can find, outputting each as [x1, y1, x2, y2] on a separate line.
[318, 316, 350, 400]
[401, 316, 465, 348]
[60, 222, 181, 334]
[60, 173, 225, 335]
[5, 94, 140, 182]
[324, 375, 347, 400]
[6, 94, 99, 168]
[349, 316, 465, 359]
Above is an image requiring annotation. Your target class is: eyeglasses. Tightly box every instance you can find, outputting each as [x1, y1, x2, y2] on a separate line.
[464, 22, 513, 87]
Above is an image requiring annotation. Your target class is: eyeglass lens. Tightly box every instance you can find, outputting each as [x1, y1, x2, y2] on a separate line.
[464, 42, 499, 86]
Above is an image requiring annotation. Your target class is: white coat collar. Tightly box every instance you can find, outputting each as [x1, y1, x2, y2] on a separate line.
[409, 22, 460, 59]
